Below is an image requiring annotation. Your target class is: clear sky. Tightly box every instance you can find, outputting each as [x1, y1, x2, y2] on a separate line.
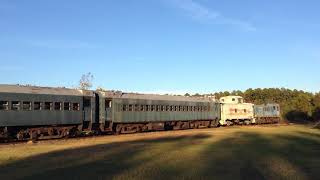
[0, 0, 319, 94]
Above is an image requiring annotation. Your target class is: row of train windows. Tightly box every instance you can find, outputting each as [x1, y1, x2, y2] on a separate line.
[263, 106, 279, 111]
[0, 101, 80, 111]
[118, 104, 215, 112]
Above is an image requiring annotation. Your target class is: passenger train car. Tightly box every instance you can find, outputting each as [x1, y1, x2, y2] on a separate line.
[0, 84, 280, 141]
[0, 85, 220, 140]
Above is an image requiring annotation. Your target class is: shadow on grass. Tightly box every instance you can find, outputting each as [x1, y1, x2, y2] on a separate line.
[0, 134, 211, 180]
[198, 131, 320, 180]
[0, 130, 320, 180]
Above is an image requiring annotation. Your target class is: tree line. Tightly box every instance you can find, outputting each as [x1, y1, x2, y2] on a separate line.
[186, 88, 320, 122]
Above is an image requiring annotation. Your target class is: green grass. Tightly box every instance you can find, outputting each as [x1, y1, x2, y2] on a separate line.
[0, 125, 319, 180]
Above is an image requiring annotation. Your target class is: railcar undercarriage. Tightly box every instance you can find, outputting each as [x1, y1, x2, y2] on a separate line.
[113, 119, 220, 134]
[3, 125, 82, 141]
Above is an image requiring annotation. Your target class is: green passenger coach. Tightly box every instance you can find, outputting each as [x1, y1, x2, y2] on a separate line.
[96, 91, 221, 134]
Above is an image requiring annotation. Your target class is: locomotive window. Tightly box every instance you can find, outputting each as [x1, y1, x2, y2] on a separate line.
[73, 103, 80, 111]
[34, 102, 42, 110]
[44, 102, 53, 110]
[11, 101, 20, 111]
[22, 101, 32, 111]
[0, 101, 9, 110]
[64, 102, 71, 111]
[54, 102, 62, 110]
[105, 99, 112, 108]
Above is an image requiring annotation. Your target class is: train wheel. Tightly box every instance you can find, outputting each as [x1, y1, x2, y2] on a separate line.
[226, 121, 233, 126]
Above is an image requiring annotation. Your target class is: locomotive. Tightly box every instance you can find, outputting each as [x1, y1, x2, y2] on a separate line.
[0, 84, 280, 141]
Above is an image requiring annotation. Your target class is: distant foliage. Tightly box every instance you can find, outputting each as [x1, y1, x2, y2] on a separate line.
[187, 88, 320, 122]
[79, 72, 94, 90]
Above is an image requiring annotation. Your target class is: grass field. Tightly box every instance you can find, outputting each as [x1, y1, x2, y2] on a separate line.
[0, 124, 319, 180]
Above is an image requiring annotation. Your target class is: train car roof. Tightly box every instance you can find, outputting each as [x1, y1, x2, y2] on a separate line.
[0, 84, 85, 96]
[97, 90, 216, 103]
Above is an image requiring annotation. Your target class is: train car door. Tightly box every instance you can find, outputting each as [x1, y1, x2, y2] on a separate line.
[105, 98, 112, 122]
[83, 96, 95, 130]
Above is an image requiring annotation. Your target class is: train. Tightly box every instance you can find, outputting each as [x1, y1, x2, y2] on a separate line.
[0, 84, 281, 141]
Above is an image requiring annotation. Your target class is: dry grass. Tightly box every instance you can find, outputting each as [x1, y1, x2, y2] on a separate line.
[0, 125, 319, 180]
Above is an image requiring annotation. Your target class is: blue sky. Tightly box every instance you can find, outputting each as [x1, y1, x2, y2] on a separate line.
[0, 0, 319, 94]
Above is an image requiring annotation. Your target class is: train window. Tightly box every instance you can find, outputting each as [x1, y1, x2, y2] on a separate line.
[146, 105, 150, 111]
[151, 105, 155, 111]
[134, 104, 139, 111]
[0, 101, 9, 110]
[11, 101, 20, 111]
[105, 99, 112, 108]
[44, 102, 53, 110]
[73, 103, 80, 111]
[122, 105, 127, 111]
[34, 102, 42, 110]
[54, 102, 62, 110]
[203, 106, 207, 111]
[235, 109, 238, 113]
[140, 105, 144, 111]
[64, 102, 71, 111]
[273, 106, 276, 110]
[22, 101, 32, 111]
[195, 106, 198, 111]
[128, 104, 133, 111]
[232, 98, 235, 101]
[276, 106, 279, 111]
[83, 99, 91, 107]
[244, 109, 247, 113]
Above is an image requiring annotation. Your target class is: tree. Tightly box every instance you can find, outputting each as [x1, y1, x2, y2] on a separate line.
[79, 72, 94, 90]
